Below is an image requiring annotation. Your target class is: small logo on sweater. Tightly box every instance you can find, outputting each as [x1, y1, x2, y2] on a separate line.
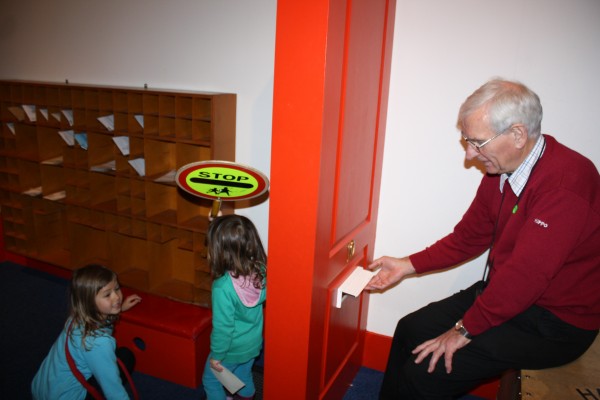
[534, 218, 548, 228]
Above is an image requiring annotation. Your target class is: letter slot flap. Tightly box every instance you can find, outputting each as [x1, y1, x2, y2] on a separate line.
[333, 266, 379, 308]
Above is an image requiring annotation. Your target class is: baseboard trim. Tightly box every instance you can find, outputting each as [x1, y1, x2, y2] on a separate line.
[362, 330, 391, 371]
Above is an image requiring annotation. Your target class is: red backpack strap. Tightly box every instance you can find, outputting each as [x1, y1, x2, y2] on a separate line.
[65, 321, 105, 400]
[117, 358, 139, 400]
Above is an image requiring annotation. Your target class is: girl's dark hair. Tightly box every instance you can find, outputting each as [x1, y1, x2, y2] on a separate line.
[206, 214, 266, 288]
[69, 264, 119, 344]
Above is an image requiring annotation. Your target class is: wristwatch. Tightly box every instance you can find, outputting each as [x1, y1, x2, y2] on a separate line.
[454, 319, 473, 339]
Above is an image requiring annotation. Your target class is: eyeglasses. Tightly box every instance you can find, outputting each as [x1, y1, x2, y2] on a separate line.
[462, 131, 504, 153]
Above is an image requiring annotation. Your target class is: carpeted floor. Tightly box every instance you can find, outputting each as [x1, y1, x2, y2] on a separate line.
[0, 261, 486, 399]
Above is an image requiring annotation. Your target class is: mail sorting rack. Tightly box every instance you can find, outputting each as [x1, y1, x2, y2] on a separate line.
[0, 80, 236, 306]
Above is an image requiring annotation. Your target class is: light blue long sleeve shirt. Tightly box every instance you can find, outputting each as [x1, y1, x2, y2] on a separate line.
[32, 319, 129, 400]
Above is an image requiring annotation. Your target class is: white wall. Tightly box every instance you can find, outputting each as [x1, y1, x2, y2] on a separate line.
[368, 0, 600, 336]
[0, 0, 276, 239]
[1, 0, 599, 338]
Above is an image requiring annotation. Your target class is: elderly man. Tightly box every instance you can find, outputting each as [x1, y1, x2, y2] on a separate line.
[367, 79, 600, 399]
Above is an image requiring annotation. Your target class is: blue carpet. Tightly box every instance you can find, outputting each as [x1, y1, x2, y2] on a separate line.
[343, 367, 486, 400]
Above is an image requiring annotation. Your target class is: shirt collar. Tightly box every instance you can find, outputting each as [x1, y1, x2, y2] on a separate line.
[500, 135, 546, 194]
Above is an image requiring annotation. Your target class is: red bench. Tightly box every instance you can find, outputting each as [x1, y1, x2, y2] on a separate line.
[115, 288, 212, 388]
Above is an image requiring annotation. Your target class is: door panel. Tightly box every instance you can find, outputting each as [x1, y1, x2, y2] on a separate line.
[334, 0, 388, 244]
[265, 0, 395, 398]
[323, 255, 364, 388]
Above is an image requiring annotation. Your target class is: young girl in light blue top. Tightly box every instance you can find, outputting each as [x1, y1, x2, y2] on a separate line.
[32, 264, 141, 399]
[202, 214, 267, 400]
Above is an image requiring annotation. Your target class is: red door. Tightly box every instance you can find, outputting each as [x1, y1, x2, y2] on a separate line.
[265, 1, 395, 399]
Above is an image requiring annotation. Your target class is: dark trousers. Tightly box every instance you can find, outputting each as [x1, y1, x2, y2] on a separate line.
[379, 281, 598, 400]
[85, 347, 136, 400]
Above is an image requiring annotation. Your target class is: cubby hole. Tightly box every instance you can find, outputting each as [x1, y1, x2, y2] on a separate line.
[145, 181, 177, 225]
[59, 88, 72, 109]
[115, 151, 131, 175]
[116, 177, 132, 214]
[193, 98, 211, 120]
[37, 126, 65, 163]
[148, 238, 196, 303]
[32, 205, 70, 266]
[192, 120, 212, 143]
[143, 93, 159, 115]
[46, 106, 62, 128]
[1, 203, 23, 224]
[131, 218, 147, 239]
[177, 190, 212, 229]
[0, 84, 11, 101]
[176, 96, 193, 118]
[177, 142, 212, 168]
[158, 116, 176, 139]
[15, 123, 38, 161]
[117, 214, 133, 235]
[89, 171, 117, 211]
[146, 222, 178, 244]
[130, 179, 146, 217]
[40, 164, 65, 199]
[71, 89, 85, 108]
[0, 157, 18, 190]
[127, 113, 144, 135]
[177, 228, 193, 251]
[109, 231, 150, 291]
[159, 95, 176, 117]
[22, 85, 35, 104]
[62, 146, 88, 169]
[1, 126, 17, 152]
[114, 112, 128, 133]
[194, 246, 210, 273]
[34, 86, 46, 105]
[144, 139, 176, 180]
[46, 87, 60, 107]
[85, 89, 99, 111]
[71, 109, 86, 131]
[128, 93, 143, 114]
[99, 90, 113, 112]
[65, 204, 84, 225]
[175, 118, 193, 140]
[88, 132, 116, 171]
[68, 222, 109, 268]
[18, 160, 41, 194]
[143, 114, 159, 136]
[114, 91, 128, 113]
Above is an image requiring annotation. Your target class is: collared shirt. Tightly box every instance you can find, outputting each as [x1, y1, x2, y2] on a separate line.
[500, 135, 546, 194]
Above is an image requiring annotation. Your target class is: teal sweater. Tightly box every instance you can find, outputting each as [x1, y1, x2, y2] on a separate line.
[210, 273, 266, 363]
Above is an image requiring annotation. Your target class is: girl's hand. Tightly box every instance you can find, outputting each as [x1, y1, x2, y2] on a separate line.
[365, 256, 416, 291]
[122, 294, 142, 312]
[210, 358, 224, 372]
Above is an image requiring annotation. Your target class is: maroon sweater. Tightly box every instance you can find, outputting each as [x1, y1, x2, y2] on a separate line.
[410, 135, 600, 336]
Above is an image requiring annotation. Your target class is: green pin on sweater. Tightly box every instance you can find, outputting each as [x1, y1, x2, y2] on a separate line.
[512, 205, 519, 214]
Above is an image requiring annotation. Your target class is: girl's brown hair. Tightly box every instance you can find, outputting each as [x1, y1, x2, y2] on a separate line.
[206, 214, 266, 288]
[69, 264, 119, 345]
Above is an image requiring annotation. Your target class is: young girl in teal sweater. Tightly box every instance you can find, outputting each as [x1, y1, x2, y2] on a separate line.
[202, 214, 267, 400]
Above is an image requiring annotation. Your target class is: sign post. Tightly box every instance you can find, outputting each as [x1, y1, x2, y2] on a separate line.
[175, 160, 269, 218]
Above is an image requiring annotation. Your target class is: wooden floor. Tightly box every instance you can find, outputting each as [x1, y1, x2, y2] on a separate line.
[498, 334, 600, 399]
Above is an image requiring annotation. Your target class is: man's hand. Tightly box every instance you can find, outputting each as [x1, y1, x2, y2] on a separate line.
[412, 327, 471, 374]
[365, 256, 416, 291]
